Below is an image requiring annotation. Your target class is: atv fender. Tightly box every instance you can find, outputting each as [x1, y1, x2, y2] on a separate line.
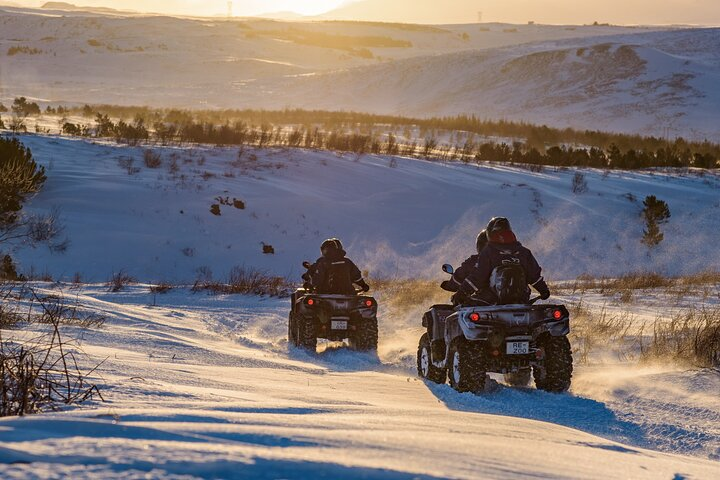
[533, 318, 570, 337]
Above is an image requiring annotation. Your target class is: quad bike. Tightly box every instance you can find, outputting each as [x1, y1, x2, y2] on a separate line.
[288, 262, 379, 353]
[417, 264, 573, 393]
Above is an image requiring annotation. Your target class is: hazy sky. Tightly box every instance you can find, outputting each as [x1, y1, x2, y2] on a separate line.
[10, 0, 720, 24]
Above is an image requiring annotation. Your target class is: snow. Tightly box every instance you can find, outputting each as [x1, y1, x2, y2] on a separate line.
[5, 134, 720, 283]
[1, 284, 719, 479]
[2, 7, 699, 136]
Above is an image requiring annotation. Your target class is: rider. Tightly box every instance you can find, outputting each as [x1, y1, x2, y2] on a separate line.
[303, 238, 370, 295]
[455, 218, 550, 305]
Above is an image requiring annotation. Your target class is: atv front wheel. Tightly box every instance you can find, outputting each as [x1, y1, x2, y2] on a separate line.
[504, 368, 532, 387]
[417, 333, 446, 384]
[295, 315, 317, 352]
[349, 319, 378, 352]
[534, 335, 573, 393]
[448, 340, 486, 393]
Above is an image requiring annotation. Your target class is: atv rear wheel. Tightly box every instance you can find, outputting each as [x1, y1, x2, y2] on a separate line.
[534, 336, 573, 393]
[417, 333, 446, 384]
[349, 319, 378, 352]
[295, 315, 317, 352]
[504, 368, 532, 387]
[448, 339, 486, 393]
[288, 313, 297, 346]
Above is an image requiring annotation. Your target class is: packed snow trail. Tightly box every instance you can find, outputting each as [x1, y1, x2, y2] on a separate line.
[1, 285, 719, 479]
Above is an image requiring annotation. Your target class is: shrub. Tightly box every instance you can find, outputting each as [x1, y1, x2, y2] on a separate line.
[571, 172, 588, 194]
[0, 137, 46, 231]
[107, 270, 135, 292]
[143, 149, 162, 168]
[11, 97, 41, 117]
[0, 254, 22, 281]
[641, 195, 671, 247]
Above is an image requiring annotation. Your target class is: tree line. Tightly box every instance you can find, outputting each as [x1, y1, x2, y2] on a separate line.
[55, 111, 719, 170]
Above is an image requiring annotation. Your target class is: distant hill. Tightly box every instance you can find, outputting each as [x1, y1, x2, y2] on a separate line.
[255, 11, 307, 21]
[41, 2, 135, 15]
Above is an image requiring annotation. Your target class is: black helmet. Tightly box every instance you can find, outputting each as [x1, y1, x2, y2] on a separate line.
[487, 217, 512, 235]
[321, 238, 345, 257]
[486, 217, 517, 244]
[476, 229, 488, 254]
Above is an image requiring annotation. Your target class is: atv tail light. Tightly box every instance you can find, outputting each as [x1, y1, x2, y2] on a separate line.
[364, 299, 374, 308]
[306, 298, 315, 306]
[469, 312, 480, 322]
[553, 309, 563, 320]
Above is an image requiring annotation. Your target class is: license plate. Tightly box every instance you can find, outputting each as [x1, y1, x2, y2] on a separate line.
[331, 320, 348, 330]
[507, 342, 529, 355]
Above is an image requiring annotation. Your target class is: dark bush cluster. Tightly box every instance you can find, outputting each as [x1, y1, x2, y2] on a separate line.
[51, 106, 720, 170]
[0, 137, 47, 230]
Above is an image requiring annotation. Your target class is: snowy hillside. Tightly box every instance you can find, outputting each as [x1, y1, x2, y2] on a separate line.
[243, 28, 720, 140]
[8, 133, 720, 283]
[1, 7, 690, 133]
[1, 284, 719, 479]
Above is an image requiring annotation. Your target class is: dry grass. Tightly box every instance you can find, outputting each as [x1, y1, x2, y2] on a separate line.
[555, 270, 720, 305]
[192, 266, 291, 297]
[639, 308, 720, 368]
[371, 277, 448, 312]
[567, 301, 637, 364]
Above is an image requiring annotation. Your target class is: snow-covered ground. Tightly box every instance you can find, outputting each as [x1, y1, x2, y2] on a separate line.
[6, 133, 720, 283]
[1, 133, 719, 477]
[1, 284, 719, 479]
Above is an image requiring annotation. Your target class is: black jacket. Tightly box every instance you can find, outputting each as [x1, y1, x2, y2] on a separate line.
[443, 254, 481, 292]
[307, 251, 367, 295]
[458, 241, 549, 303]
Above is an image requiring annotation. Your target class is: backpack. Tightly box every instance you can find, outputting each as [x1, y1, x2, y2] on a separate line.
[489, 261, 528, 304]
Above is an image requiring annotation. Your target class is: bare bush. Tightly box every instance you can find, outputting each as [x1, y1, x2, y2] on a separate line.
[107, 270, 135, 292]
[572, 172, 589, 194]
[117, 156, 140, 175]
[143, 149, 162, 168]
[1, 289, 104, 417]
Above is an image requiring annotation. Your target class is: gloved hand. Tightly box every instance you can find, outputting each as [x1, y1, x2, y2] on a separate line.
[535, 279, 550, 300]
[302, 281, 312, 290]
[357, 279, 370, 293]
[440, 280, 456, 292]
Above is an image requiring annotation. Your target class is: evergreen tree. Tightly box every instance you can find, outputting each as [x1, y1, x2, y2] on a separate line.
[641, 195, 671, 247]
[0, 137, 46, 230]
